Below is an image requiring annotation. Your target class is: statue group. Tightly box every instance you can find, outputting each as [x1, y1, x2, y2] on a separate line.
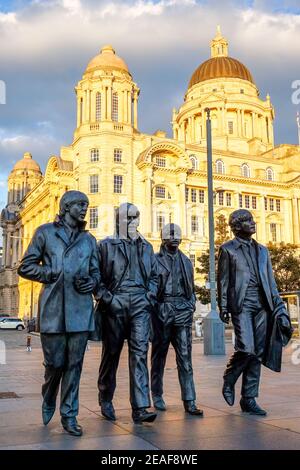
[18, 191, 293, 436]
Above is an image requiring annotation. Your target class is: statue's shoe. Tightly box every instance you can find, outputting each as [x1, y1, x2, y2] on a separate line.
[61, 417, 83, 436]
[42, 403, 56, 425]
[152, 395, 167, 411]
[222, 382, 235, 406]
[100, 400, 116, 421]
[132, 408, 157, 423]
[240, 398, 267, 416]
[184, 400, 204, 416]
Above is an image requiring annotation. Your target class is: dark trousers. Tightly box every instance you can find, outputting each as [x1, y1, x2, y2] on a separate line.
[151, 314, 196, 401]
[224, 287, 268, 398]
[40, 332, 89, 418]
[98, 291, 151, 410]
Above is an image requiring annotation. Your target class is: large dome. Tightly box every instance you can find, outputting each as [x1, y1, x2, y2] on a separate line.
[188, 56, 254, 89]
[188, 27, 255, 90]
[12, 152, 41, 173]
[84, 45, 131, 76]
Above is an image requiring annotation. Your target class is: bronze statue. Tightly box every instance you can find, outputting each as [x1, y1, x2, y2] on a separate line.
[18, 191, 100, 436]
[96, 203, 158, 423]
[217, 209, 293, 415]
[151, 223, 203, 416]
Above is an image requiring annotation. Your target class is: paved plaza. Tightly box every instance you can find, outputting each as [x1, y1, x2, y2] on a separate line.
[0, 330, 300, 450]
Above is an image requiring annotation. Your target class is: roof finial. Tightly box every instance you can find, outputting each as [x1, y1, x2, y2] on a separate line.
[211, 26, 228, 58]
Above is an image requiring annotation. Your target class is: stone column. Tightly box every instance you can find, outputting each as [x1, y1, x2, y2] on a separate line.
[191, 115, 195, 142]
[123, 90, 128, 123]
[217, 108, 222, 136]
[90, 90, 95, 122]
[251, 112, 255, 138]
[144, 170, 152, 234]
[268, 117, 274, 146]
[133, 91, 138, 129]
[128, 90, 132, 126]
[241, 110, 245, 137]
[222, 107, 226, 135]
[85, 89, 90, 122]
[202, 112, 206, 139]
[292, 197, 300, 244]
[259, 195, 266, 243]
[178, 176, 187, 237]
[107, 85, 112, 121]
[76, 96, 81, 128]
[237, 109, 241, 137]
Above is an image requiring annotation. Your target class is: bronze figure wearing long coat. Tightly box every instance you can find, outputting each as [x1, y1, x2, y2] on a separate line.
[18, 191, 100, 436]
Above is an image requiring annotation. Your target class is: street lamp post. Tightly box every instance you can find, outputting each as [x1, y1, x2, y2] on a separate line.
[202, 108, 225, 355]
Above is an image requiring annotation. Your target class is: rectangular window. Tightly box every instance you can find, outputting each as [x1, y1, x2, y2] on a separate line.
[114, 175, 123, 194]
[228, 121, 234, 134]
[218, 191, 224, 206]
[199, 190, 205, 203]
[155, 186, 166, 199]
[112, 92, 118, 122]
[270, 223, 277, 242]
[269, 198, 274, 211]
[156, 213, 165, 232]
[95, 93, 101, 121]
[191, 189, 197, 203]
[89, 175, 99, 193]
[276, 199, 281, 212]
[226, 193, 232, 207]
[190, 254, 196, 267]
[191, 215, 199, 234]
[90, 149, 99, 162]
[239, 194, 243, 208]
[245, 195, 250, 209]
[252, 196, 257, 209]
[264, 197, 268, 211]
[185, 188, 189, 202]
[114, 148, 122, 163]
[89, 207, 98, 229]
[156, 156, 166, 167]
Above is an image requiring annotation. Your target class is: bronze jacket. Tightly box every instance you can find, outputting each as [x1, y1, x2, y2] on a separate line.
[217, 237, 285, 315]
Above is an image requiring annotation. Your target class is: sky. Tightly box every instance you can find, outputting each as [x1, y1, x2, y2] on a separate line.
[0, 0, 300, 223]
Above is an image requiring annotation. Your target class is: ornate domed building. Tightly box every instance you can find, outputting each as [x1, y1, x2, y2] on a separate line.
[1, 29, 300, 317]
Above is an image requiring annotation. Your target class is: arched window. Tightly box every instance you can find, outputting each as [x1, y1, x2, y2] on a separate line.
[95, 92, 101, 121]
[241, 163, 250, 178]
[216, 159, 225, 174]
[266, 167, 274, 181]
[112, 92, 118, 122]
[190, 155, 198, 170]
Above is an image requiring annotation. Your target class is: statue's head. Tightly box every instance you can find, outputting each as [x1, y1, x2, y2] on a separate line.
[59, 190, 89, 225]
[229, 209, 256, 238]
[115, 203, 140, 238]
[161, 223, 182, 252]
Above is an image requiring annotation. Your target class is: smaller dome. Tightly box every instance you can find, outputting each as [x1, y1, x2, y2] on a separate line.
[84, 45, 131, 76]
[12, 152, 41, 173]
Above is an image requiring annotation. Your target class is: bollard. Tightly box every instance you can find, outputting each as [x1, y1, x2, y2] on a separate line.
[26, 335, 32, 352]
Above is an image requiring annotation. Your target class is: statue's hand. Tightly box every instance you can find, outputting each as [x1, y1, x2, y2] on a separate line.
[74, 276, 95, 294]
[278, 314, 291, 329]
[220, 310, 230, 324]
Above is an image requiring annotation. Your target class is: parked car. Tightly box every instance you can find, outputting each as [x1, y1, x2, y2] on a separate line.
[0, 318, 25, 330]
[0, 314, 10, 320]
